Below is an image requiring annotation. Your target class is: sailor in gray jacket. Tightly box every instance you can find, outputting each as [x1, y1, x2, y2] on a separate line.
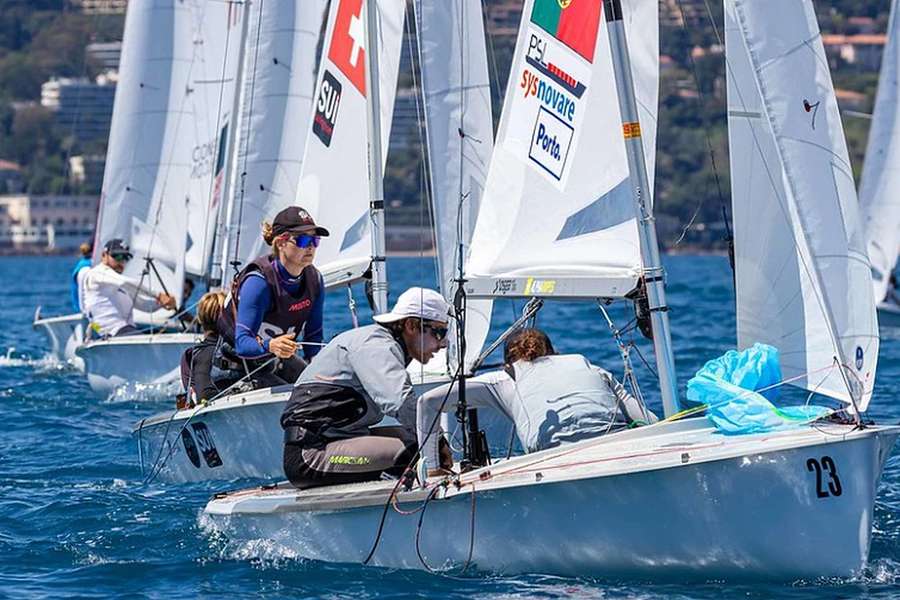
[281, 287, 450, 489]
[417, 328, 657, 474]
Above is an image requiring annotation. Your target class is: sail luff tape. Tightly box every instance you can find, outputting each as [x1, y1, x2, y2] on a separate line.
[623, 122, 642, 139]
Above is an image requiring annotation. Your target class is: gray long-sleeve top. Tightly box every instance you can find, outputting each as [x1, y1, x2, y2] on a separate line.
[295, 323, 417, 437]
[416, 354, 658, 467]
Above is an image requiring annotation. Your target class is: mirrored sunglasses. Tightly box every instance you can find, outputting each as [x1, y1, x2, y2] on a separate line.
[293, 234, 321, 249]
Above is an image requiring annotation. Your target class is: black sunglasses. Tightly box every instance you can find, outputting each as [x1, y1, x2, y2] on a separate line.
[423, 323, 448, 341]
[111, 253, 132, 262]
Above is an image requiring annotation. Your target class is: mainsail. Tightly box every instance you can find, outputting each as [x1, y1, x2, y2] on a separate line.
[859, 0, 900, 304]
[219, 0, 329, 278]
[295, 0, 406, 287]
[465, 0, 658, 298]
[415, 0, 494, 368]
[726, 0, 879, 409]
[97, 0, 243, 298]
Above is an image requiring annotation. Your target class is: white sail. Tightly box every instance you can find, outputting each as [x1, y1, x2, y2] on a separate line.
[220, 0, 330, 278]
[96, 0, 243, 297]
[465, 0, 658, 298]
[726, 0, 878, 410]
[859, 0, 900, 304]
[295, 0, 405, 286]
[415, 0, 494, 368]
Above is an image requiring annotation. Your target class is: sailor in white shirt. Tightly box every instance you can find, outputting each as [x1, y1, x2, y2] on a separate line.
[81, 239, 176, 337]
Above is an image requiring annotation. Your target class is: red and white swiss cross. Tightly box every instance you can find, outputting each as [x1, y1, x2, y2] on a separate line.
[327, 0, 367, 96]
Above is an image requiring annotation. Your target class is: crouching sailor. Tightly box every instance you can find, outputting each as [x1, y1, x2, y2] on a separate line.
[281, 287, 450, 489]
[417, 328, 658, 473]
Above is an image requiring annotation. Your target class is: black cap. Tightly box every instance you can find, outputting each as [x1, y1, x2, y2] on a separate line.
[103, 238, 133, 259]
[272, 206, 330, 237]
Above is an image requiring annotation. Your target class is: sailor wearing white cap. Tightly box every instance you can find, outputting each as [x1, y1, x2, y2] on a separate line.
[280, 287, 451, 489]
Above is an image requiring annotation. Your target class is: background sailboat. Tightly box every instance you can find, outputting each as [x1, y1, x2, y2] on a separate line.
[134, 0, 493, 484]
[75, 0, 244, 393]
[859, 0, 900, 328]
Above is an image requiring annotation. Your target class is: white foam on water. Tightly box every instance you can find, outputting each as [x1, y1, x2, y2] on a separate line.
[0, 348, 68, 371]
[105, 379, 181, 404]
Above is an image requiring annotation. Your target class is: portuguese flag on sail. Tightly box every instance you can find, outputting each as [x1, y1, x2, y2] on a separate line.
[530, 0, 602, 63]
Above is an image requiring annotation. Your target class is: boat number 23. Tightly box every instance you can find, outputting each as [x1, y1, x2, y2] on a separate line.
[806, 456, 842, 498]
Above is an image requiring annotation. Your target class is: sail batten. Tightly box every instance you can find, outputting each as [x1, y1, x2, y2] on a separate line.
[726, 0, 878, 409]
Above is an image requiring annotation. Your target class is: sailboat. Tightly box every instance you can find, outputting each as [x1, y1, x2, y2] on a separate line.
[859, 0, 900, 328]
[71, 0, 245, 393]
[134, 0, 417, 483]
[201, 0, 897, 579]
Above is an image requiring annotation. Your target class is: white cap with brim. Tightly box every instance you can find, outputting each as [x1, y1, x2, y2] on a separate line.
[373, 287, 451, 324]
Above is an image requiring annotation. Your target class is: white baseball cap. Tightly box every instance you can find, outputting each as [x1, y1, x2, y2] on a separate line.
[373, 287, 451, 324]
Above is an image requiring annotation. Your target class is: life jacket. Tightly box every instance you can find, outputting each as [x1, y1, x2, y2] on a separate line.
[179, 335, 238, 402]
[217, 255, 321, 353]
[281, 383, 369, 447]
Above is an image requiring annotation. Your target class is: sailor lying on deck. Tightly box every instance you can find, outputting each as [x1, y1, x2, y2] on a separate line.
[280, 287, 450, 490]
[417, 328, 658, 474]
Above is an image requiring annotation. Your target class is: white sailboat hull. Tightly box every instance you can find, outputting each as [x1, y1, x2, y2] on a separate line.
[32, 309, 84, 368]
[134, 362, 484, 483]
[202, 420, 898, 579]
[76, 332, 200, 393]
[136, 386, 291, 483]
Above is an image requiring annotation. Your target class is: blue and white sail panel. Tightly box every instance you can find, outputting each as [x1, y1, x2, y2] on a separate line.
[295, 0, 405, 286]
[465, 0, 658, 296]
[416, 0, 494, 369]
[726, 0, 878, 410]
[224, 0, 329, 274]
[859, 0, 900, 304]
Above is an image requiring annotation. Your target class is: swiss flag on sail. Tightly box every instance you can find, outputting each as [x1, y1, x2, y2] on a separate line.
[328, 0, 367, 96]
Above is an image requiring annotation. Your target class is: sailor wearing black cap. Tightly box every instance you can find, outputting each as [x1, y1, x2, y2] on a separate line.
[81, 238, 177, 337]
[216, 206, 328, 387]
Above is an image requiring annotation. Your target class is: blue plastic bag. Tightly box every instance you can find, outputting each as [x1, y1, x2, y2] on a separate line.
[686, 343, 829, 435]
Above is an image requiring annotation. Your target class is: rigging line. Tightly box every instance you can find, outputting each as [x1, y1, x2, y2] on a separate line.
[414, 481, 478, 576]
[405, 0, 430, 289]
[671, 0, 730, 252]
[142, 355, 279, 485]
[145, 9, 209, 265]
[198, 0, 242, 280]
[363, 359, 464, 566]
[230, 0, 267, 275]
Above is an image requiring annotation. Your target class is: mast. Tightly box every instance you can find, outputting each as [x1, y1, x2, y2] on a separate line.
[603, 0, 679, 417]
[214, 0, 253, 288]
[364, 0, 389, 314]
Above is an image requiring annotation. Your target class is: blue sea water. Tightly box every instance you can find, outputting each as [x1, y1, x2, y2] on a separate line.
[3, 254, 900, 598]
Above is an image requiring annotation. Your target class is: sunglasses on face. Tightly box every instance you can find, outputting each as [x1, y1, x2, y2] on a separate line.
[111, 253, 131, 263]
[423, 323, 449, 341]
[293, 234, 321, 249]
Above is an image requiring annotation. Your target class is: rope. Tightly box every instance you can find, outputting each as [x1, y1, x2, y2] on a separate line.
[470, 362, 850, 484]
[141, 355, 278, 484]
